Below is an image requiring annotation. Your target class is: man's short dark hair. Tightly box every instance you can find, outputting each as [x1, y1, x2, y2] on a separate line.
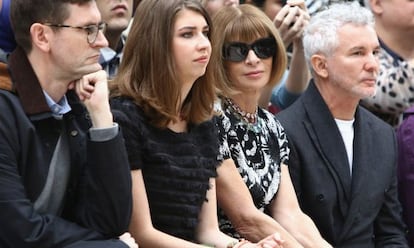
[10, 0, 93, 52]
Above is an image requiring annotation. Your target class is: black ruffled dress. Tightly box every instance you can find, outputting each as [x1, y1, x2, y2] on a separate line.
[111, 97, 220, 241]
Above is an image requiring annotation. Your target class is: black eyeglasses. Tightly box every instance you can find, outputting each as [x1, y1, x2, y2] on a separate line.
[223, 37, 277, 62]
[43, 22, 106, 44]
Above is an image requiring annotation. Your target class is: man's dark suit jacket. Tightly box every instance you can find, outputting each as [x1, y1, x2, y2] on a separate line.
[276, 81, 408, 248]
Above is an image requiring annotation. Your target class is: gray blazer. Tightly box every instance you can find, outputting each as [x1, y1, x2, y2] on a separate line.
[276, 81, 408, 248]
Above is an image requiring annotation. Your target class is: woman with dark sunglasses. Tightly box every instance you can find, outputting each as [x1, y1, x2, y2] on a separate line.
[206, 4, 332, 248]
[200, 0, 310, 115]
[245, 0, 311, 114]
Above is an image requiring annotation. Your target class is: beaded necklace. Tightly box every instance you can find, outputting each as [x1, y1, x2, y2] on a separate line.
[224, 97, 258, 124]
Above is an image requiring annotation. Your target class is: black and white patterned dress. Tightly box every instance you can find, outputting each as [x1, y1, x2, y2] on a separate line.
[215, 99, 290, 238]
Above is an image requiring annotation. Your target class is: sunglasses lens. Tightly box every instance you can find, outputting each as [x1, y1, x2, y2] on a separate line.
[223, 43, 249, 62]
[253, 38, 276, 59]
[223, 37, 276, 62]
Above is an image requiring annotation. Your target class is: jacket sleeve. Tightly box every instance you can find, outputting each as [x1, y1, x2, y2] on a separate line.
[74, 128, 133, 237]
[283, 134, 303, 202]
[0, 93, 129, 248]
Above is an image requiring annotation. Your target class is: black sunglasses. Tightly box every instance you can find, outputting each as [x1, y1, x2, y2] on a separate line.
[222, 37, 277, 62]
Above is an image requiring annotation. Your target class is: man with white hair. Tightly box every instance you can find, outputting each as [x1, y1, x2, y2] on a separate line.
[277, 2, 409, 247]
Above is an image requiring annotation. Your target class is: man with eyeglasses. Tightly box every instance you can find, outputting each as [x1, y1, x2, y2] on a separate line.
[0, 0, 137, 247]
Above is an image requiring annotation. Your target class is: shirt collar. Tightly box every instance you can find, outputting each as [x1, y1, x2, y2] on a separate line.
[99, 36, 125, 64]
[43, 90, 71, 119]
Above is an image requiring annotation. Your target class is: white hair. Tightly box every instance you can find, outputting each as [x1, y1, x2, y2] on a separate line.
[302, 2, 374, 74]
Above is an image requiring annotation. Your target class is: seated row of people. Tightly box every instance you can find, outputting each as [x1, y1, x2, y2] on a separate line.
[0, 0, 411, 248]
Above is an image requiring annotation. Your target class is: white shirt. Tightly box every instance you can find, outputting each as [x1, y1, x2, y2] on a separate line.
[335, 118, 355, 176]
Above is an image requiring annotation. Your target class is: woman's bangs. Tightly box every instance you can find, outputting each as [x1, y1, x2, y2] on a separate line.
[225, 16, 270, 43]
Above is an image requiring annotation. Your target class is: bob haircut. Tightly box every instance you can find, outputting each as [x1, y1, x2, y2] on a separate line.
[10, 0, 92, 53]
[303, 2, 374, 75]
[207, 4, 287, 98]
[110, 0, 214, 128]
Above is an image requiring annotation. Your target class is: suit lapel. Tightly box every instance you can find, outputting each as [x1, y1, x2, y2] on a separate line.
[302, 82, 353, 208]
[339, 107, 374, 239]
[350, 108, 372, 198]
